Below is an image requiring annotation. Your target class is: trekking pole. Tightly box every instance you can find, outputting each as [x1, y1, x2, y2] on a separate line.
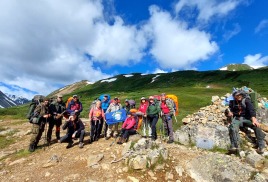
[43, 117, 48, 151]
[173, 113, 178, 123]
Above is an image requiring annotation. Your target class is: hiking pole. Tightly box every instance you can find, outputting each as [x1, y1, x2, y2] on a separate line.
[173, 113, 178, 123]
[43, 117, 48, 151]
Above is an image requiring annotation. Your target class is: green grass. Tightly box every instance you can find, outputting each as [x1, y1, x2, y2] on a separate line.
[209, 146, 228, 154]
[0, 136, 15, 149]
[1, 68, 268, 132]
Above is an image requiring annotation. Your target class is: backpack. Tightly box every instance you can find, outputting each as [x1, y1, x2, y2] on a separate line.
[129, 108, 139, 130]
[65, 96, 73, 108]
[231, 89, 258, 110]
[26, 95, 45, 122]
[166, 94, 179, 116]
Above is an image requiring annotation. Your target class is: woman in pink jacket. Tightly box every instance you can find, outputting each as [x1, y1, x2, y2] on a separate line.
[89, 100, 105, 143]
[117, 112, 137, 144]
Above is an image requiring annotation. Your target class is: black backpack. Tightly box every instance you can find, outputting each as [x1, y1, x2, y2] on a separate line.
[26, 95, 45, 122]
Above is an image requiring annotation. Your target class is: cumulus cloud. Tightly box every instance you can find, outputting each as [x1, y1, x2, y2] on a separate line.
[255, 19, 268, 34]
[0, 0, 145, 96]
[243, 54, 268, 69]
[175, 0, 241, 22]
[144, 6, 218, 69]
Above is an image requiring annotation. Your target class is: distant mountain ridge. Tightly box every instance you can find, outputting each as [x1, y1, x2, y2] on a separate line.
[4, 93, 30, 105]
[219, 64, 254, 71]
[0, 91, 30, 108]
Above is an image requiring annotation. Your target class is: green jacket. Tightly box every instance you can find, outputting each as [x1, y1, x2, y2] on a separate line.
[146, 102, 161, 116]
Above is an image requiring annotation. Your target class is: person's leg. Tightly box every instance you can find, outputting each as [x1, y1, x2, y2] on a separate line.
[29, 124, 40, 152]
[90, 120, 96, 142]
[228, 119, 241, 149]
[113, 123, 119, 137]
[243, 120, 266, 152]
[75, 130, 85, 143]
[35, 122, 46, 145]
[151, 116, 158, 140]
[97, 119, 103, 138]
[167, 117, 174, 141]
[142, 117, 147, 136]
[103, 122, 108, 137]
[55, 119, 62, 141]
[162, 116, 168, 137]
[106, 124, 113, 138]
[95, 120, 101, 140]
[147, 117, 152, 137]
[46, 120, 54, 143]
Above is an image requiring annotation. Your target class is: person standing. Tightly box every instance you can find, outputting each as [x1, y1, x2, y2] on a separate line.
[100, 94, 110, 137]
[145, 96, 160, 141]
[105, 97, 122, 139]
[47, 94, 66, 143]
[159, 93, 175, 143]
[67, 95, 83, 116]
[138, 97, 150, 137]
[89, 100, 105, 143]
[28, 98, 51, 152]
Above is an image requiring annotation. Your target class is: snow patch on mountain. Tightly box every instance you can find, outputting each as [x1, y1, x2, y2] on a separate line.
[101, 78, 117, 83]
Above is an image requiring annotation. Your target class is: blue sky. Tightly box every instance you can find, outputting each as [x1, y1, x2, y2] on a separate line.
[0, 0, 268, 99]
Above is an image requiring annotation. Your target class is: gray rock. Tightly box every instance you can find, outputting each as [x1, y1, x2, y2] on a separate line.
[147, 149, 160, 165]
[212, 96, 220, 102]
[87, 154, 104, 167]
[0, 129, 14, 136]
[129, 155, 147, 170]
[175, 165, 184, 176]
[182, 118, 191, 124]
[246, 152, 265, 168]
[127, 176, 139, 182]
[173, 130, 190, 145]
[208, 116, 214, 121]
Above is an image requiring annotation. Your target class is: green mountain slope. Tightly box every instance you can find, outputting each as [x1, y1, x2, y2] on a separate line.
[220, 64, 253, 71]
[1, 68, 268, 130]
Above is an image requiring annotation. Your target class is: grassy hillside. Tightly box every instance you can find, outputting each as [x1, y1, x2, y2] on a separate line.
[224, 64, 253, 71]
[1, 68, 268, 130]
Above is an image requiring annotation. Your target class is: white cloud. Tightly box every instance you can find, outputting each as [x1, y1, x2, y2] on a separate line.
[223, 23, 241, 41]
[255, 19, 268, 34]
[243, 54, 268, 69]
[152, 68, 168, 74]
[0, 0, 145, 97]
[144, 6, 218, 69]
[175, 0, 241, 22]
[87, 16, 147, 66]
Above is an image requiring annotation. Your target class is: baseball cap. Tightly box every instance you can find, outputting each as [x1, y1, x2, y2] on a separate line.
[73, 95, 78, 98]
[57, 94, 63, 98]
[114, 97, 118, 100]
[149, 96, 154, 100]
[140, 97, 146, 100]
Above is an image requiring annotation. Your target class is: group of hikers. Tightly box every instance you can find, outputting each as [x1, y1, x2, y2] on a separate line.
[28, 89, 266, 155]
[28, 93, 176, 152]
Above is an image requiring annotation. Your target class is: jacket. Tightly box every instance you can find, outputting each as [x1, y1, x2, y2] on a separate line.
[49, 101, 66, 119]
[122, 117, 136, 130]
[146, 102, 160, 116]
[33, 103, 50, 123]
[101, 100, 110, 113]
[89, 106, 105, 120]
[67, 100, 83, 115]
[106, 103, 122, 113]
[62, 118, 85, 134]
[160, 100, 174, 115]
[138, 102, 148, 114]
[229, 98, 256, 120]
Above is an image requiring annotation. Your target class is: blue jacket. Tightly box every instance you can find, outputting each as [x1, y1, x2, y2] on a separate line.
[67, 99, 83, 115]
[101, 100, 110, 113]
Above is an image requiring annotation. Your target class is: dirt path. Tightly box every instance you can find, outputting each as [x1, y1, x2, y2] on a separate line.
[0, 119, 205, 182]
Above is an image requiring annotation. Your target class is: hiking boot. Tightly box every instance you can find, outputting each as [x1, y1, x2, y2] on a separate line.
[66, 141, 73, 149]
[117, 137, 123, 144]
[167, 139, 174, 144]
[256, 147, 264, 154]
[79, 142, 84, 148]
[121, 138, 126, 144]
[28, 143, 36, 152]
[105, 136, 111, 140]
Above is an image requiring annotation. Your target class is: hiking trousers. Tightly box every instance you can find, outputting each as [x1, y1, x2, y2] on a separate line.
[90, 119, 101, 140]
[142, 116, 152, 137]
[229, 117, 265, 149]
[47, 118, 62, 141]
[121, 128, 136, 139]
[30, 122, 46, 146]
[60, 130, 85, 143]
[147, 115, 158, 140]
[162, 115, 174, 140]
[107, 123, 119, 137]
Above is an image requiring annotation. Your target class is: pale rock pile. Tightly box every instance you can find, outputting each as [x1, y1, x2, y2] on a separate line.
[122, 138, 168, 170]
[175, 92, 268, 150]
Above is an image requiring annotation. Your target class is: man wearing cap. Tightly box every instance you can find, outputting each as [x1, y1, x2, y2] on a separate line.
[67, 95, 83, 116]
[47, 94, 66, 144]
[159, 93, 175, 143]
[105, 97, 122, 139]
[145, 96, 161, 140]
[228, 90, 266, 154]
[28, 98, 51, 152]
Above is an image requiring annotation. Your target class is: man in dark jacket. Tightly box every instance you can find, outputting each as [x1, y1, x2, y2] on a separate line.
[228, 91, 265, 154]
[67, 95, 83, 116]
[47, 94, 66, 143]
[28, 98, 51, 152]
[60, 113, 85, 148]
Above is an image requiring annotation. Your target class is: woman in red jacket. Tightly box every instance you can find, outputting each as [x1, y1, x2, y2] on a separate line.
[117, 112, 137, 144]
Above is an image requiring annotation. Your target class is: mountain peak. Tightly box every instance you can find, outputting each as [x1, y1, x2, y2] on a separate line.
[219, 64, 253, 71]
